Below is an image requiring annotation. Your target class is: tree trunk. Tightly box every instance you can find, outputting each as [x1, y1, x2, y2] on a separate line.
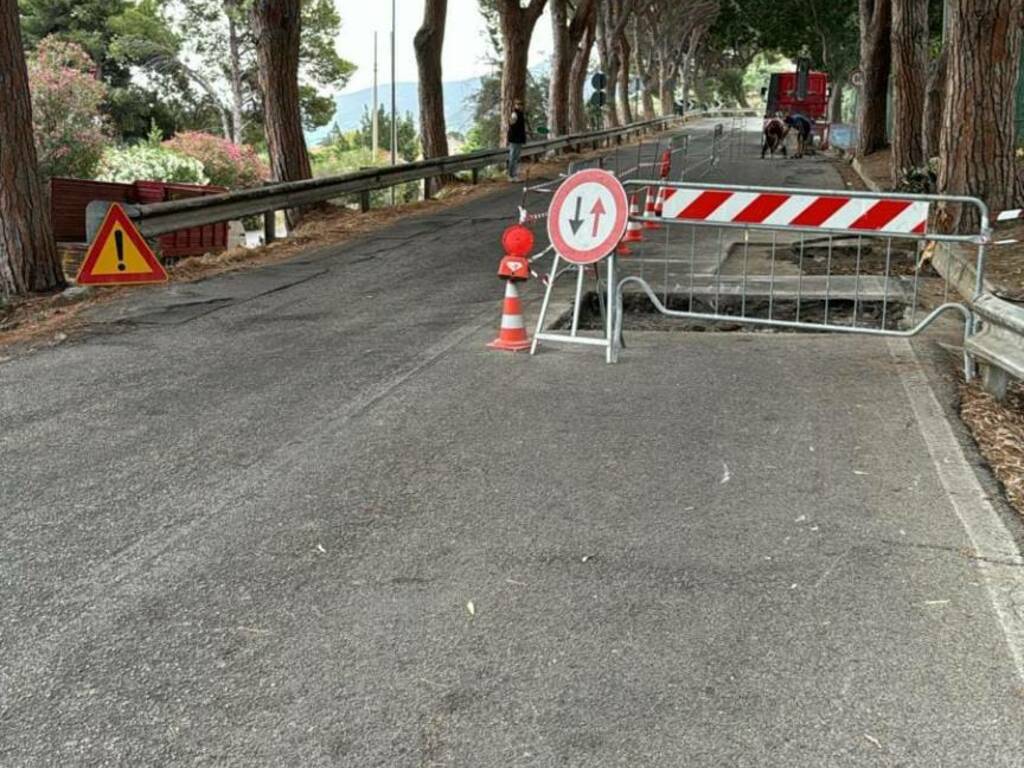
[548, 0, 569, 137]
[890, 0, 927, 179]
[227, 5, 245, 145]
[658, 56, 675, 116]
[642, 82, 656, 120]
[415, 0, 449, 195]
[498, 0, 547, 147]
[551, 0, 595, 137]
[0, 0, 64, 297]
[617, 33, 633, 125]
[922, 48, 946, 162]
[857, 0, 892, 157]
[605, 57, 621, 127]
[252, 0, 312, 228]
[936, 0, 1024, 232]
[828, 80, 844, 123]
[568, 9, 596, 132]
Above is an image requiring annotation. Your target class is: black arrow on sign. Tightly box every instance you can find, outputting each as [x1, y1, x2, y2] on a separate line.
[568, 196, 585, 235]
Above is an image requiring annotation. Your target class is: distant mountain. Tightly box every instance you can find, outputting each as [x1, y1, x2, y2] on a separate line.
[306, 76, 483, 145]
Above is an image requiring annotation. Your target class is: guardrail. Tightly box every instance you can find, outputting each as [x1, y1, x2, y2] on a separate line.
[111, 112, 753, 241]
[966, 294, 1024, 399]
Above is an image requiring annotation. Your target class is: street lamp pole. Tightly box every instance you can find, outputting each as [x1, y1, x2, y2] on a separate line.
[390, 0, 397, 205]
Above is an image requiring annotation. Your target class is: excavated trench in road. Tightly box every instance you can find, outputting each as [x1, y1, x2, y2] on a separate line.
[563, 239, 940, 333]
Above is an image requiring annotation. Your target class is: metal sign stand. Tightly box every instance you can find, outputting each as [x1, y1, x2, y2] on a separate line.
[531, 251, 617, 364]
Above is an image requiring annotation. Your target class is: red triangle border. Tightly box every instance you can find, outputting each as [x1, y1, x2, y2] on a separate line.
[76, 204, 168, 285]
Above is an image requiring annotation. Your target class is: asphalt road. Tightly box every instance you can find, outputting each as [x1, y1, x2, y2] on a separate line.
[3, 121, 1024, 766]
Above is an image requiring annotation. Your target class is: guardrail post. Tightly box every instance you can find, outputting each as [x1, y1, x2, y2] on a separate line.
[359, 190, 371, 213]
[423, 178, 433, 200]
[263, 210, 276, 244]
[471, 168, 479, 185]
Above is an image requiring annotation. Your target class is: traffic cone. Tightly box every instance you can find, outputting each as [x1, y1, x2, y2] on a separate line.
[622, 195, 644, 244]
[654, 187, 666, 219]
[616, 238, 632, 256]
[488, 281, 531, 351]
[643, 186, 661, 230]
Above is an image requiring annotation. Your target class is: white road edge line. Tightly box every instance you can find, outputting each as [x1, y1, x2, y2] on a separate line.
[888, 337, 1024, 683]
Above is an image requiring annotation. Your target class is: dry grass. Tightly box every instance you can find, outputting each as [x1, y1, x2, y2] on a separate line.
[960, 379, 1024, 516]
[0, 292, 98, 354]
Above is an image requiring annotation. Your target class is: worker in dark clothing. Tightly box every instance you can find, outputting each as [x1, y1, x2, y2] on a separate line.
[507, 99, 529, 181]
[784, 113, 814, 158]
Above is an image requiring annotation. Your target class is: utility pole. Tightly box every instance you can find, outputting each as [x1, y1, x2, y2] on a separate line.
[390, 0, 397, 205]
[372, 31, 379, 156]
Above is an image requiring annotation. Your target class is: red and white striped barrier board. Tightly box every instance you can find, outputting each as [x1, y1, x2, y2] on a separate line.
[659, 188, 930, 236]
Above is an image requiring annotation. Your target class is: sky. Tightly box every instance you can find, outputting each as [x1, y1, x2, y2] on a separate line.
[336, 1, 555, 92]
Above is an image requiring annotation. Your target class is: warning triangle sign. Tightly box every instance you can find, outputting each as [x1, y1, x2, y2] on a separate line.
[76, 204, 168, 285]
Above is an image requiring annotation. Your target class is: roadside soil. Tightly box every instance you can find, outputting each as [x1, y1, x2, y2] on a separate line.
[960, 380, 1024, 516]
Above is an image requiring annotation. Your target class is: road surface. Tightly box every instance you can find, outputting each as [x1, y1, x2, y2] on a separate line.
[3, 120, 1024, 766]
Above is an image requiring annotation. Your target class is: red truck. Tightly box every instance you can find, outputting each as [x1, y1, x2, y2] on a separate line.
[762, 61, 831, 149]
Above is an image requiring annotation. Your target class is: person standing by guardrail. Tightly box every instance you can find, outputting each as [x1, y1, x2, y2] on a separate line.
[507, 98, 529, 181]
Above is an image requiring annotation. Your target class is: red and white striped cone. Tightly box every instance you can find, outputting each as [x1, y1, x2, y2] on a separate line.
[643, 186, 661, 230]
[622, 194, 644, 244]
[488, 281, 531, 351]
[654, 186, 666, 219]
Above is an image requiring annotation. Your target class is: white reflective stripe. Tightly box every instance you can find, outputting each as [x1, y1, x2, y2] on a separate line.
[883, 201, 930, 234]
[705, 192, 759, 223]
[501, 314, 525, 329]
[764, 195, 818, 226]
[660, 188, 704, 218]
[821, 199, 872, 230]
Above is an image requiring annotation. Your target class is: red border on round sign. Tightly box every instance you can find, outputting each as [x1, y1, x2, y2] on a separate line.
[546, 169, 629, 265]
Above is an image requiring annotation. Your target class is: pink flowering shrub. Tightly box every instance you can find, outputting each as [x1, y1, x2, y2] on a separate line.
[27, 37, 110, 179]
[162, 132, 268, 189]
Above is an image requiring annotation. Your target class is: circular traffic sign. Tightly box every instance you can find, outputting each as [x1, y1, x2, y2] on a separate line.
[547, 169, 629, 265]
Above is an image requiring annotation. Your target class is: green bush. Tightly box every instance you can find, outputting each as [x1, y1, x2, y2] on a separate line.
[96, 144, 208, 184]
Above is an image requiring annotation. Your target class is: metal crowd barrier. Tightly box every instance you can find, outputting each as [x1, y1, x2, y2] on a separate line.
[609, 180, 991, 376]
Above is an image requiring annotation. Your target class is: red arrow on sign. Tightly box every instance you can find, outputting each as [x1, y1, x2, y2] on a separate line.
[590, 198, 606, 237]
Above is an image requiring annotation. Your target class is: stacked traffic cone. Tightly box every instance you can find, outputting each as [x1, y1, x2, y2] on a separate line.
[488, 281, 531, 351]
[643, 186, 661, 230]
[622, 195, 645, 244]
[654, 186, 667, 219]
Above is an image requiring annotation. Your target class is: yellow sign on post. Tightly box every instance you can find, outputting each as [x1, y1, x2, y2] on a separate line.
[76, 204, 168, 285]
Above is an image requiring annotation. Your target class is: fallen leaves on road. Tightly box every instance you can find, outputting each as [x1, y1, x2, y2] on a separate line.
[960, 379, 1024, 516]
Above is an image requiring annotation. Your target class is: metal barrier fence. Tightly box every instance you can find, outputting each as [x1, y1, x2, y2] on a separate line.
[608, 180, 991, 376]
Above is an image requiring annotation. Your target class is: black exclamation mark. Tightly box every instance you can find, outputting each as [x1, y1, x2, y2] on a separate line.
[115, 229, 126, 271]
